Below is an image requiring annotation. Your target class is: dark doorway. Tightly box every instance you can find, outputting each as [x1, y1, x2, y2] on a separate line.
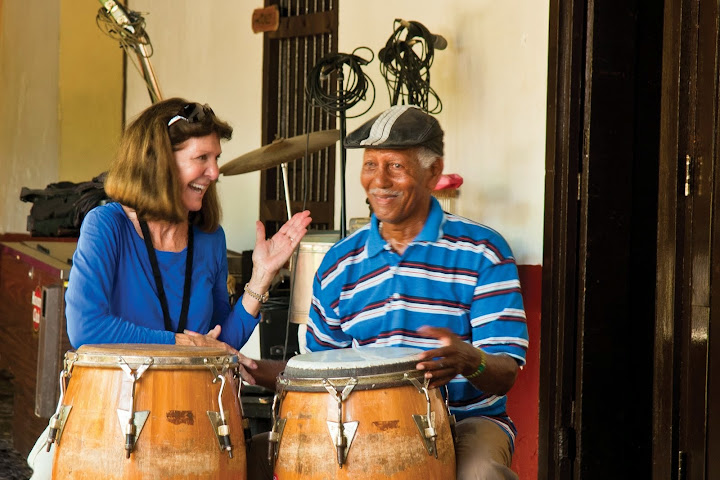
[541, 1, 664, 478]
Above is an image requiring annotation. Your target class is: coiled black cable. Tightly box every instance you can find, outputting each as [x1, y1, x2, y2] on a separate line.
[305, 47, 375, 118]
[378, 19, 442, 114]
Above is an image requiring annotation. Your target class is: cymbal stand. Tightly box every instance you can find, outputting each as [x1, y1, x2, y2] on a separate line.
[280, 163, 292, 220]
[338, 69, 348, 239]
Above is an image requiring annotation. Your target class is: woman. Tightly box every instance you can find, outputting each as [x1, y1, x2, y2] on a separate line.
[28, 98, 311, 477]
[66, 98, 310, 360]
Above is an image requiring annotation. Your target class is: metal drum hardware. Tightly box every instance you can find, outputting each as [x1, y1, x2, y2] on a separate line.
[267, 386, 287, 468]
[323, 377, 358, 467]
[407, 374, 438, 457]
[44, 354, 75, 451]
[206, 360, 234, 458]
[117, 357, 152, 458]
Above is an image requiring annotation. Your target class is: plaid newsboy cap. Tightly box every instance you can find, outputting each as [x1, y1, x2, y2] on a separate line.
[343, 105, 444, 156]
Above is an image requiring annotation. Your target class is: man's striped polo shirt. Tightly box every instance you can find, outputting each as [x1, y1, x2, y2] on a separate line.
[306, 197, 529, 445]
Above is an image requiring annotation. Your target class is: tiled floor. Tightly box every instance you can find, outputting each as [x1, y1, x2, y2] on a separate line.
[0, 371, 33, 480]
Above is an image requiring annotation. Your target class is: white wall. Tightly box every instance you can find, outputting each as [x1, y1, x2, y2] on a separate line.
[0, 0, 123, 234]
[339, 1, 549, 265]
[0, 0, 61, 233]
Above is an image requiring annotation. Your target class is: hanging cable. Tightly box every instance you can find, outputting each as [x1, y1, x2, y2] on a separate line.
[378, 19, 444, 113]
[305, 47, 376, 119]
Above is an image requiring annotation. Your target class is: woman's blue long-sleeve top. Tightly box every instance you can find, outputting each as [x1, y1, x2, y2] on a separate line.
[66, 202, 259, 349]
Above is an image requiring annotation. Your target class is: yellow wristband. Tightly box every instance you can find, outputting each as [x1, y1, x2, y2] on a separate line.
[464, 349, 487, 379]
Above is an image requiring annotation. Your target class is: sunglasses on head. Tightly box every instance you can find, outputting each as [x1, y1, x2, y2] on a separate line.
[167, 103, 214, 127]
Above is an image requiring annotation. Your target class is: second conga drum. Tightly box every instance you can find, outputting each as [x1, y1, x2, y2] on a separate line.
[270, 347, 456, 479]
[50, 344, 246, 479]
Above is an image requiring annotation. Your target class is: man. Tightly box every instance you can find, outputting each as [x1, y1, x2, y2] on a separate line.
[305, 104, 529, 479]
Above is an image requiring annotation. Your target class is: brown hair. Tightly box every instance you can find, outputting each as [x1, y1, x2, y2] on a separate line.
[104, 97, 233, 232]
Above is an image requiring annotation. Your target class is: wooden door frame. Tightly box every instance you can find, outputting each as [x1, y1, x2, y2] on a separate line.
[542, 1, 664, 477]
[655, 0, 720, 478]
[652, 0, 683, 470]
[540, 0, 585, 476]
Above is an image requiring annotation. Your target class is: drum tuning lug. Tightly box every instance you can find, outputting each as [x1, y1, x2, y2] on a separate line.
[207, 411, 235, 457]
[46, 424, 59, 451]
[45, 369, 72, 451]
[323, 378, 359, 467]
[45, 405, 71, 451]
[117, 356, 151, 458]
[124, 422, 136, 458]
[412, 412, 438, 458]
[409, 378, 439, 457]
[206, 362, 221, 380]
[219, 422, 233, 458]
[326, 420, 358, 467]
[117, 409, 149, 458]
[267, 392, 286, 467]
[406, 374, 427, 393]
[267, 418, 286, 467]
[207, 373, 234, 457]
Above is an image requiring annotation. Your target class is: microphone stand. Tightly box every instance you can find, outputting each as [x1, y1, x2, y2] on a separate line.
[134, 43, 163, 104]
[307, 50, 374, 238]
[97, 0, 163, 104]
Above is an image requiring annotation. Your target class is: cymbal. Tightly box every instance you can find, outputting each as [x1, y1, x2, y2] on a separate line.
[220, 129, 340, 176]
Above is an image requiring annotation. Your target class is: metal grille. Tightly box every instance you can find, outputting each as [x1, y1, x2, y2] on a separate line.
[260, 0, 339, 235]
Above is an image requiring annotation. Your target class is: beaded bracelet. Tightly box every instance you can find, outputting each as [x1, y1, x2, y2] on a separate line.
[464, 349, 487, 379]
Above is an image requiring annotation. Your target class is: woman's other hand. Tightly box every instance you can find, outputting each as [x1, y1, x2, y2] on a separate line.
[176, 325, 236, 354]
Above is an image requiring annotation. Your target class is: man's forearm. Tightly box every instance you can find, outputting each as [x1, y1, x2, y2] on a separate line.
[465, 351, 519, 395]
[251, 359, 287, 391]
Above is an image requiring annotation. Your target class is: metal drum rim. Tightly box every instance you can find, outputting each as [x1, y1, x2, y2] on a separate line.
[64, 350, 239, 369]
[277, 368, 427, 392]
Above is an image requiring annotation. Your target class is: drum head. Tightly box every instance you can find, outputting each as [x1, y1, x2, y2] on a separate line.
[280, 346, 426, 390]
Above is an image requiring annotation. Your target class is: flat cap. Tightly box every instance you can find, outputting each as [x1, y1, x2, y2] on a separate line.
[344, 105, 444, 156]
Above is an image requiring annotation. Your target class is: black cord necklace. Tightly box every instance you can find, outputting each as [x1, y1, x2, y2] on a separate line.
[139, 220, 193, 333]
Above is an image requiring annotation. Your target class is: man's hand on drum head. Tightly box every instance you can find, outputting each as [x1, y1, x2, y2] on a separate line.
[415, 326, 484, 389]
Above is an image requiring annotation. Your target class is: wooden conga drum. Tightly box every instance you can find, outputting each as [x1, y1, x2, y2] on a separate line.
[49, 344, 246, 479]
[270, 347, 456, 479]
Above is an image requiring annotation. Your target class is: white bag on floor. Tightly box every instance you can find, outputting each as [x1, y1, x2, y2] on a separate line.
[27, 426, 53, 480]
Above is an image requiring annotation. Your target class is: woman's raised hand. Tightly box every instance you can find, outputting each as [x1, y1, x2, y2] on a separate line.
[251, 210, 312, 277]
